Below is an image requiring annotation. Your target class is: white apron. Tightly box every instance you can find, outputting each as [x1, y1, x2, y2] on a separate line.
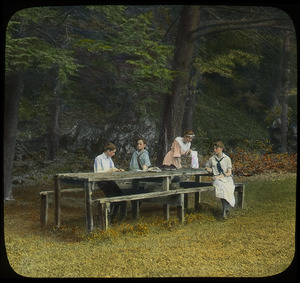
[213, 176, 235, 207]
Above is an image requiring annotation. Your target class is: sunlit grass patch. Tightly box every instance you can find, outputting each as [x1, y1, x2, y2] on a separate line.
[4, 173, 296, 278]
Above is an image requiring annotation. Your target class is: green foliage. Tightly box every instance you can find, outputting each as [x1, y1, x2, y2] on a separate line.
[6, 7, 80, 76]
[195, 30, 262, 80]
[76, 7, 175, 95]
[6, 5, 297, 156]
[193, 92, 270, 155]
[6, 6, 81, 136]
[86, 5, 127, 25]
[18, 89, 52, 138]
[196, 49, 261, 79]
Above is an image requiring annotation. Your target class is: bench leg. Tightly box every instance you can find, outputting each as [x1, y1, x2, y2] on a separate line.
[119, 201, 128, 222]
[98, 202, 111, 231]
[177, 194, 184, 223]
[131, 200, 140, 220]
[236, 184, 245, 209]
[98, 202, 105, 230]
[40, 194, 49, 226]
[104, 203, 110, 231]
[194, 192, 201, 211]
[163, 204, 170, 220]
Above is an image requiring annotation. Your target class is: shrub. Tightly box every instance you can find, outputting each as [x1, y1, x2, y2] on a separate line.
[230, 149, 297, 176]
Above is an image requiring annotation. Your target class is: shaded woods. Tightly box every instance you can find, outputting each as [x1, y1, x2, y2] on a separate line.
[4, 5, 297, 199]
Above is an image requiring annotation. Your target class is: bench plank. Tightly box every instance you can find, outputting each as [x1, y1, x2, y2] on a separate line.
[94, 187, 214, 204]
[40, 181, 245, 230]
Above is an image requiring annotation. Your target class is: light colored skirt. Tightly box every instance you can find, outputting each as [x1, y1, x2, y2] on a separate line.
[162, 151, 181, 169]
[213, 177, 235, 207]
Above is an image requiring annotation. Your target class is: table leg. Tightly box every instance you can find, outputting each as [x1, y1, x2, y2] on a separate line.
[40, 194, 48, 226]
[162, 176, 170, 191]
[85, 181, 94, 232]
[54, 175, 61, 228]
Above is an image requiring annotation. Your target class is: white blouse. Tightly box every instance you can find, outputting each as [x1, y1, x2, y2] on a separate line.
[175, 137, 191, 153]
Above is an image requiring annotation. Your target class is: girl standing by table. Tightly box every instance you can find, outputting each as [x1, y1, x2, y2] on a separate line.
[205, 141, 235, 219]
[162, 130, 195, 169]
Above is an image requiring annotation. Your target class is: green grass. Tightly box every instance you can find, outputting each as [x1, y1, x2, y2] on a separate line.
[4, 174, 296, 278]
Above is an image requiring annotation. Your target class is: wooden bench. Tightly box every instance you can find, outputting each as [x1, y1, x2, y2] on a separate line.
[40, 183, 245, 229]
[94, 183, 245, 231]
[39, 188, 84, 225]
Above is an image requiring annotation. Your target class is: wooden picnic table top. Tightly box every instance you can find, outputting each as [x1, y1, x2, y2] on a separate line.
[55, 168, 210, 182]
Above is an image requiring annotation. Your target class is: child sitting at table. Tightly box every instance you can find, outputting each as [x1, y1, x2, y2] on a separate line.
[129, 138, 151, 171]
[94, 142, 126, 222]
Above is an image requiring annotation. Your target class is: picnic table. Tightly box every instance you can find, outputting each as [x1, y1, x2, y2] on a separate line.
[52, 168, 211, 231]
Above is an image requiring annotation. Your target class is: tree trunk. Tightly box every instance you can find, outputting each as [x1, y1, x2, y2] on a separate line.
[157, 6, 200, 165]
[4, 72, 24, 200]
[182, 66, 201, 130]
[47, 78, 61, 160]
[279, 30, 290, 153]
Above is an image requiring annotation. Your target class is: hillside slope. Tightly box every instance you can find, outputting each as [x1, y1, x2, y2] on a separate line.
[193, 92, 270, 154]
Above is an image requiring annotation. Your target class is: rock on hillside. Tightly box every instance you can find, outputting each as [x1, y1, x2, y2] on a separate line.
[14, 108, 160, 185]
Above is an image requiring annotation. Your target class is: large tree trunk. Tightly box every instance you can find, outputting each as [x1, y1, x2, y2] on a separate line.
[4, 72, 24, 200]
[47, 78, 61, 160]
[279, 30, 290, 153]
[157, 6, 200, 165]
[182, 66, 201, 130]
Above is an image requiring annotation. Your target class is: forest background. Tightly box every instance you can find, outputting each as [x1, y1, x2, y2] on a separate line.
[4, 5, 297, 200]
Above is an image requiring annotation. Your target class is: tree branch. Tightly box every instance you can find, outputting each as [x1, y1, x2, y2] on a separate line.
[189, 16, 291, 41]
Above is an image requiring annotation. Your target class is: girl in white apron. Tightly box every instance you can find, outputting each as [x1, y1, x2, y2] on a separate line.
[205, 141, 235, 219]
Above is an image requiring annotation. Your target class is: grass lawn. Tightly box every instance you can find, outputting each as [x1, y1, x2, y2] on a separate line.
[4, 173, 296, 278]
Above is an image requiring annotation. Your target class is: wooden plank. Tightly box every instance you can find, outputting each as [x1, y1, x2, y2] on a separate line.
[56, 168, 210, 183]
[95, 186, 215, 204]
[40, 188, 84, 195]
[144, 194, 183, 206]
